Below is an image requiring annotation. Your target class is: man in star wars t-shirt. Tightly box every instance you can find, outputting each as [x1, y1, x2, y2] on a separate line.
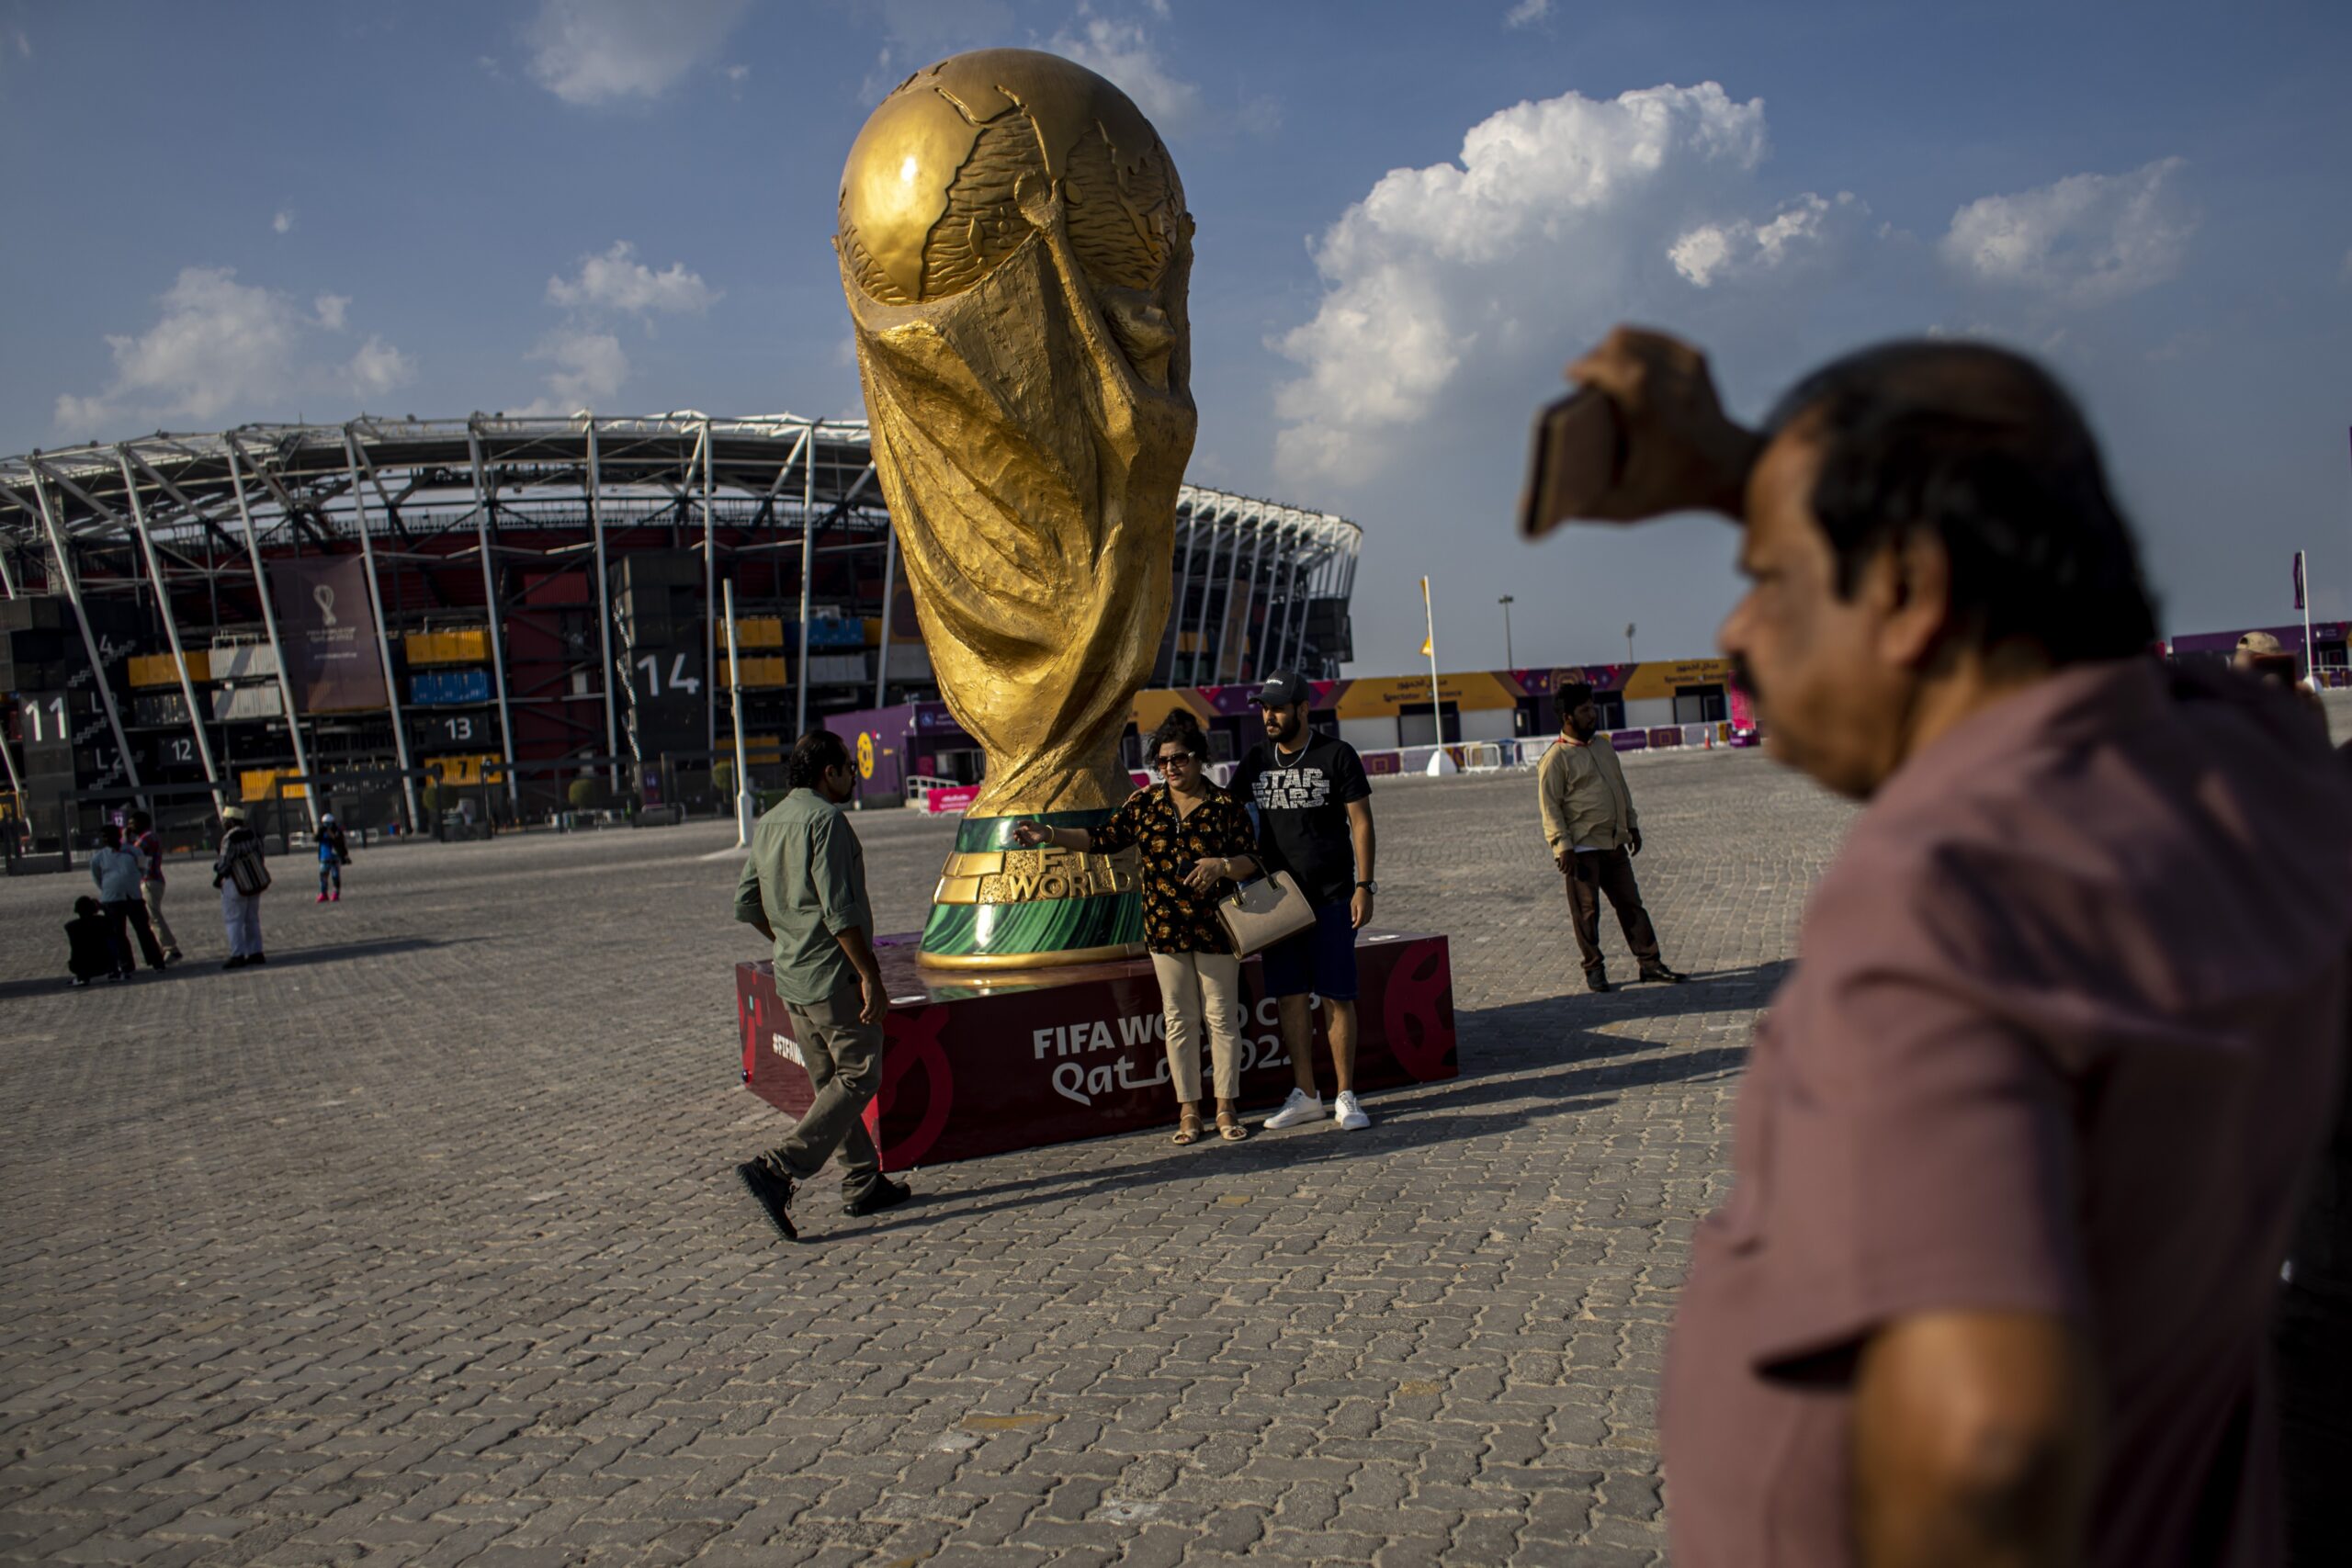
[1228, 671, 1379, 1134]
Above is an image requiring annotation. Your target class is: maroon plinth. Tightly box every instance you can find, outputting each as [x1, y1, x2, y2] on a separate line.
[735, 931, 1458, 1170]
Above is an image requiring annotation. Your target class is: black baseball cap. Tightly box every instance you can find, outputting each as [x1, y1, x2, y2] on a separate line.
[1252, 670, 1311, 708]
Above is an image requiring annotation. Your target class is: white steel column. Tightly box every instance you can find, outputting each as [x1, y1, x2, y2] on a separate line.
[464, 424, 521, 811]
[1188, 507, 1233, 681]
[794, 420, 821, 737]
[119, 449, 225, 811]
[222, 437, 317, 830]
[1161, 513, 1199, 685]
[340, 431, 421, 831]
[29, 463, 144, 807]
[700, 418, 717, 761]
[1285, 546, 1326, 671]
[723, 578, 752, 844]
[0, 535, 18, 597]
[583, 419, 620, 789]
[873, 514, 899, 708]
[1222, 513, 1270, 683]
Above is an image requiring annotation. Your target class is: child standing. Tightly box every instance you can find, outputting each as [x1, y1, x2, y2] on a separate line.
[317, 812, 349, 902]
[64, 896, 115, 987]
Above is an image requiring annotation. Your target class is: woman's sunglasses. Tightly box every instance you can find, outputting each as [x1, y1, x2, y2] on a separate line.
[1153, 751, 1197, 771]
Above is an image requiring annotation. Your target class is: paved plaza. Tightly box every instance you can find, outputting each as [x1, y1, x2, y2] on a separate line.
[5, 750, 1840, 1564]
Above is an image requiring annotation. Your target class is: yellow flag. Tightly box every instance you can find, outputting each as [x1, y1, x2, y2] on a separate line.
[1419, 576, 1434, 658]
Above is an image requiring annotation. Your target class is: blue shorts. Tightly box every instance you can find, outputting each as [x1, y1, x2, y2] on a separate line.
[1260, 897, 1359, 1001]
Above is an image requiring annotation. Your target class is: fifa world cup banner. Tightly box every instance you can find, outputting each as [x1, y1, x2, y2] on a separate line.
[271, 556, 389, 713]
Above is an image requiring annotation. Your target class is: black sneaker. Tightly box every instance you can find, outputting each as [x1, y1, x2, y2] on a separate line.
[1638, 963, 1688, 984]
[1585, 969, 1613, 994]
[736, 1160, 799, 1241]
[165, 948, 184, 962]
[249, 953, 267, 965]
[843, 1178, 914, 1218]
[223, 955, 247, 970]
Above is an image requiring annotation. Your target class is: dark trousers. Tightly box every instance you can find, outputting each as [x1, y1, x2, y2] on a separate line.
[763, 983, 886, 1199]
[1564, 847, 1661, 975]
[102, 898, 166, 970]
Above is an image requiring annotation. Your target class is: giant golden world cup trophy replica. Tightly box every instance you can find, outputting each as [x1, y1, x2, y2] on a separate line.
[837, 49, 1196, 969]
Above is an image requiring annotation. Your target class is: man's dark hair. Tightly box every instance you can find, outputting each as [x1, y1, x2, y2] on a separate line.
[98, 823, 121, 848]
[127, 810, 152, 832]
[74, 896, 100, 918]
[1149, 711, 1205, 761]
[1558, 680, 1595, 710]
[786, 728, 852, 790]
[1766, 340, 2159, 665]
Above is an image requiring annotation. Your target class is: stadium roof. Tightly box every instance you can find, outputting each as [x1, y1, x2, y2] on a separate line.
[0, 413, 1359, 569]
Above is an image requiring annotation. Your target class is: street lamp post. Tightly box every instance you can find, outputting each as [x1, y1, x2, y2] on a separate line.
[1498, 594, 1515, 669]
[1625, 621, 1636, 665]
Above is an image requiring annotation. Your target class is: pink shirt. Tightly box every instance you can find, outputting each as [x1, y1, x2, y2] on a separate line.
[1663, 660, 2352, 1567]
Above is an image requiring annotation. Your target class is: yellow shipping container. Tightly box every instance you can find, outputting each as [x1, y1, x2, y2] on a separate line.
[715, 615, 780, 649]
[424, 753, 505, 786]
[239, 768, 308, 802]
[405, 628, 490, 665]
[717, 654, 790, 689]
[130, 650, 211, 687]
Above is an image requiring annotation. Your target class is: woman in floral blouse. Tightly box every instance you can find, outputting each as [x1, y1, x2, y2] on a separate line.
[1014, 714, 1260, 1144]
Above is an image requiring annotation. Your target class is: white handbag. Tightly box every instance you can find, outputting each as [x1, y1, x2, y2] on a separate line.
[1217, 870, 1317, 957]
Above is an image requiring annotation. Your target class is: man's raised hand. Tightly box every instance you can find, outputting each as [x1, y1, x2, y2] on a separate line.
[1563, 326, 1762, 525]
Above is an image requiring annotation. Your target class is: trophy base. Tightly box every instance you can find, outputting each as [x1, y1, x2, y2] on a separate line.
[918, 809, 1147, 969]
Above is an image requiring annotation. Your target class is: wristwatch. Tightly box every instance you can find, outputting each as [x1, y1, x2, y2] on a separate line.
[1356, 880, 1378, 895]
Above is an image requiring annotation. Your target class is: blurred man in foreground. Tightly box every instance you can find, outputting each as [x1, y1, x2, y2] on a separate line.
[1552, 328, 2352, 1567]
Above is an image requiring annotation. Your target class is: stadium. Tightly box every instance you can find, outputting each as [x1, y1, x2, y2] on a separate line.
[0, 414, 1360, 847]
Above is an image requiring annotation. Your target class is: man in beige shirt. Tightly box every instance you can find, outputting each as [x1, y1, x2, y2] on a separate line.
[1538, 680, 1684, 992]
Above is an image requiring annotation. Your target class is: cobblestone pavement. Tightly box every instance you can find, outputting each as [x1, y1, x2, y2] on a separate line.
[0, 750, 1852, 1567]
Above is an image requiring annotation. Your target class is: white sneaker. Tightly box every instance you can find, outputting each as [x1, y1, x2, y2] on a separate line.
[1333, 1091, 1370, 1131]
[1263, 1089, 1323, 1130]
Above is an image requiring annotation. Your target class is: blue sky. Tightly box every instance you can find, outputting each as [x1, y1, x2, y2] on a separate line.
[5, 0, 2348, 673]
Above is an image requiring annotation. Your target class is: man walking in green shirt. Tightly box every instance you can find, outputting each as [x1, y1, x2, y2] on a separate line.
[735, 728, 910, 1239]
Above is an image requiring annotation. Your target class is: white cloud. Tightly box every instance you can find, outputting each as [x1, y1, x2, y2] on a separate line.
[1047, 16, 1200, 130]
[346, 336, 415, 398]
[545, 242, 719, 316]
[1669, 191, 1866, 287]
[522, 326, 629, 414]
[53, 267, 413, 435]
[1940, 157, 2194, 307]
[1504, 0, 1553, 28]
[1272, 81, 1862, 484]
[524, 0, 751, 106]
[273, 209, 293, 234]
[724, 63, 749, 83]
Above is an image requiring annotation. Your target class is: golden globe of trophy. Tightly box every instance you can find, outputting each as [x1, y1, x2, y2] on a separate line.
[837, 48, 1196, 969]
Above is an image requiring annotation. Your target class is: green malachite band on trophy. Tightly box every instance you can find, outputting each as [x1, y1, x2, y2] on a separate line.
[920, 809, 1147, 969]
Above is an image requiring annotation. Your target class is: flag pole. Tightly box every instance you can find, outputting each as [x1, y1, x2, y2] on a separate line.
[2296, 550, 2316, 691]
[1421, 575, 1443, 747]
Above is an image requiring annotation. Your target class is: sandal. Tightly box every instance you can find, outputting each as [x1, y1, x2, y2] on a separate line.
[1216, 1109, 1250, 1143]
[1173, 1106, 1202, 1145]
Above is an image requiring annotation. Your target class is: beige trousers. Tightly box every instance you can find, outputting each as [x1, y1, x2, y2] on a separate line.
[141, 880, 179, 953]
[1151, 950, 1244, 1103]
